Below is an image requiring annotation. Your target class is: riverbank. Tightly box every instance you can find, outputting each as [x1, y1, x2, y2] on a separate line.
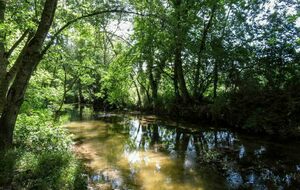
[91, 106, 300, 141]
[125, 99, 300, 140]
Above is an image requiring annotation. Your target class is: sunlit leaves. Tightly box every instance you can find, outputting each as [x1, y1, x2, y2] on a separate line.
[102, 45, 135, 106]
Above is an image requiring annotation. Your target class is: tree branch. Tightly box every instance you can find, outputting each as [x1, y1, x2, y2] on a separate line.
[6, 29, 30, 58]
[41, 9, 148, 56]
[198, 4, 217, 55]
[6, 31, 35, 82]
[104, 30, 132, 47]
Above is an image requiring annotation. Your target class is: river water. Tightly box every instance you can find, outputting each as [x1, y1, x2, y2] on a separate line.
[65, 111, 300, 190]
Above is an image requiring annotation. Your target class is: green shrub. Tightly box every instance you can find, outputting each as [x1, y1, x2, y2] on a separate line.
[210, 93, 229, 121]
[226, 83, 300, 135]
[14, 111, 73, 152]
[0, 111, 87, 189]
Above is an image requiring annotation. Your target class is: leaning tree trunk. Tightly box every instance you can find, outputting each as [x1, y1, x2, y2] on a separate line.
[0, 0, 58, 150]
[0, 55, 42, 148]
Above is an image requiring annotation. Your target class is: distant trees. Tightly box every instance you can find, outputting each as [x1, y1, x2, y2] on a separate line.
[128, 0, 299, 133]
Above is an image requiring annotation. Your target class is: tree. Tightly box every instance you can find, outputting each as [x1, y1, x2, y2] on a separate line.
[0, 0, 136, 149]
[0, 0, 58, 149]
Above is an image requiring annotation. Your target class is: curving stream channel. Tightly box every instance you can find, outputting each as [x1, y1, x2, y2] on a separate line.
[65, 111, 300, 190]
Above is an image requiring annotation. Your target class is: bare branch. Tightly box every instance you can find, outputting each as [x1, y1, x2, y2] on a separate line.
[103, 30, 132, 47]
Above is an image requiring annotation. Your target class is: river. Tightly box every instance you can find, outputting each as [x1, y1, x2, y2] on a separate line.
[64, 110, 300, 190]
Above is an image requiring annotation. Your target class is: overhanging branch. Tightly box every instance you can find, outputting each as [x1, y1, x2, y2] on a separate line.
[41, 9, 150, 56]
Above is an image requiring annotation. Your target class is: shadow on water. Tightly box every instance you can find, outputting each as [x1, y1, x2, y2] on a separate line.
[65, 110, 300, 190]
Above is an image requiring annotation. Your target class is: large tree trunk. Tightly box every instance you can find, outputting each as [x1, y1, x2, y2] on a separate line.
[173, 67, 181, 103]
[147, 51, 165, 111]
[174, 45, 189, 103]
[0, 56, 42, 148]
[0, 76, 8, 115]
[147, 57, 159, 111]
[0, 0, 7, 114]
[130, 74, 142, 109]
[173, 0, 190, 104]
[0, 0, 58, 150]
[78, 79, 84, 106]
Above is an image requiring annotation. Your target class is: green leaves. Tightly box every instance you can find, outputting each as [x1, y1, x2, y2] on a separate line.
[101, 47, 135, 106]
[15, 110, 72, 152]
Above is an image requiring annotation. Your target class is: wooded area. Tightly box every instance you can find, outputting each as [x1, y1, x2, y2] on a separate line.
[0, 0, 299, 189]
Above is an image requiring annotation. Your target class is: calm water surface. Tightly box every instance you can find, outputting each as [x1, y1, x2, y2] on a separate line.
[65, 111, 300, 190]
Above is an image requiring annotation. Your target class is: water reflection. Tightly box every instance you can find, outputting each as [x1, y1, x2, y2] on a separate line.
[65, 114, 300, 190]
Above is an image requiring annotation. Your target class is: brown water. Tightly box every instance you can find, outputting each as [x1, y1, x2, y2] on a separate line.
[65, 112, 300, 190]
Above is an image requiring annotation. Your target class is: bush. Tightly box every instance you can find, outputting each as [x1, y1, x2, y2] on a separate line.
[226, 85, 300, 135]
[14, 110, 73, 152]
[0, 110, 87, 189]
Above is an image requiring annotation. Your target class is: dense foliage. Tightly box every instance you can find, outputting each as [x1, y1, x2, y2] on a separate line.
[0, 110, 87, 189]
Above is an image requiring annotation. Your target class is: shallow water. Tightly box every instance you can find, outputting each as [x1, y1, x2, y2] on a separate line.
[65, 112, 300, 190]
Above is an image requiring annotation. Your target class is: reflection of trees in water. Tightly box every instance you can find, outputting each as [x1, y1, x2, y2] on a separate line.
[132, 119, 300, 189]
[67, 115, 297, 189]
[194, 130, 300, 189]
[107, 117, 300, 189]
[149, 124, 160, 146]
